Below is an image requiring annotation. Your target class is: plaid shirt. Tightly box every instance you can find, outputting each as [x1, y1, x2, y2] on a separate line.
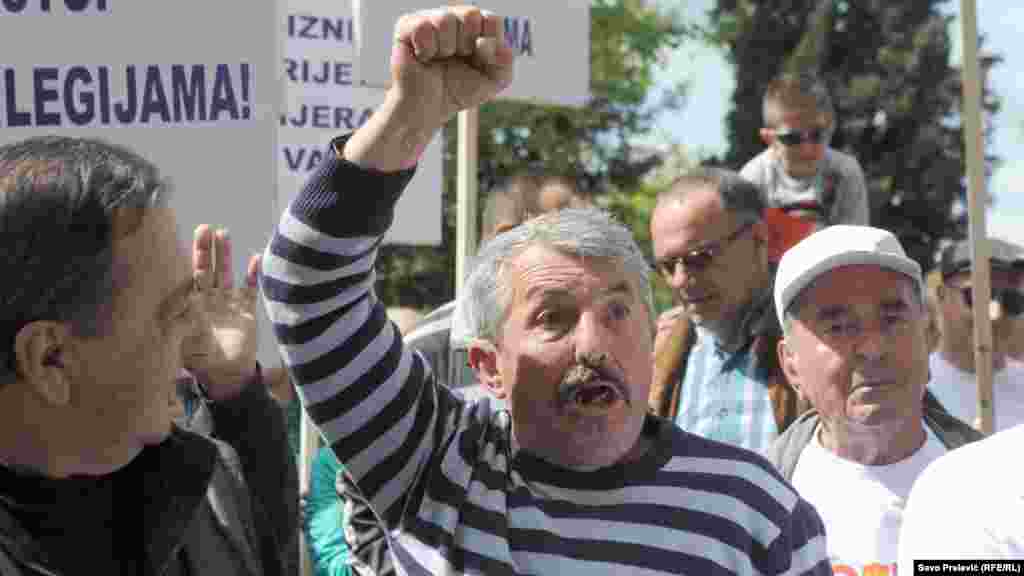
[674, 326, 780, 453]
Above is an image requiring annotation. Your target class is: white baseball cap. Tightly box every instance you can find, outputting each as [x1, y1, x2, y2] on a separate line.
[774, 225, 923, 327]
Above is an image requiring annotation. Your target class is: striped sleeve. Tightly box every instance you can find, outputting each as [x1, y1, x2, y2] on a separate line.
[260, 136, 446, 528]
[776, 497, 830, 576]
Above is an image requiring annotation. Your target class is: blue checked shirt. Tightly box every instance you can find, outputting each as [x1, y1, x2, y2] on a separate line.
[674, 325, 780, 453]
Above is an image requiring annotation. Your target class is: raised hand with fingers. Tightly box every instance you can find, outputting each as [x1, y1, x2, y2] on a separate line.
[183, 224, 261, 400]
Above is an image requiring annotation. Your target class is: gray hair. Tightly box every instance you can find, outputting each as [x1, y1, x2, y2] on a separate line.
[457, 207, 655, 345]
[656, 167, 765, 227]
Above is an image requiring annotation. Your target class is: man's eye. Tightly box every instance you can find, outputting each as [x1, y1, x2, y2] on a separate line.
[608, 301, 631, 321]
[883, 314, 908, 327]
[537, 309, 570, 329]
[825, 323, 848, 335]
[537, 310, 559, 325]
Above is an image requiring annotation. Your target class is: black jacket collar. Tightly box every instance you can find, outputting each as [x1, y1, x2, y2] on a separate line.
[0, 425, 219, 575]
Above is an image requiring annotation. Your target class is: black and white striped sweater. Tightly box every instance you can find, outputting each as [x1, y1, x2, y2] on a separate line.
[260, 137, 831, 576]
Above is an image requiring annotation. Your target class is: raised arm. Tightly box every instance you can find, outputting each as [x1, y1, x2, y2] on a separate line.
[260, 5, 513, 529]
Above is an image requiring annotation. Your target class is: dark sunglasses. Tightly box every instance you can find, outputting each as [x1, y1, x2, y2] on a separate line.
[656, 222, 754, 278]
[958, 286, 1024, 317]
[773, 127, 831, 147]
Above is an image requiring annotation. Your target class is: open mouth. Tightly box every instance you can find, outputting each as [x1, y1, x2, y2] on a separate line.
[564, 381, 625, 415]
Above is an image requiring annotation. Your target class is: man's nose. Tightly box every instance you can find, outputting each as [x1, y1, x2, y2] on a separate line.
[668, 261, 695, 289]
[854, 322, 888, 362]
[573, 309, 611, 360]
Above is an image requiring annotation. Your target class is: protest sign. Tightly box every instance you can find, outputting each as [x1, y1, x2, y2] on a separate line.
[353, 0, 590, 108]
[351, 0, 590, 291]
[0, 0, 282, 366]
[279, 1, 444, 246]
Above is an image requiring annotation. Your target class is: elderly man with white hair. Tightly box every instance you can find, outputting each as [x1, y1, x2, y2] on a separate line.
[765, 225, 982, 575]
[259, 5, 830, 575]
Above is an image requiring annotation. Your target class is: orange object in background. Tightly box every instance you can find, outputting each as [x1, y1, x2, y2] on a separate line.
[764, 204, 822, 263]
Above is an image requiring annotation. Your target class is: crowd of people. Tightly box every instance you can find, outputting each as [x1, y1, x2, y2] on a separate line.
[0, 5, 1020, 575]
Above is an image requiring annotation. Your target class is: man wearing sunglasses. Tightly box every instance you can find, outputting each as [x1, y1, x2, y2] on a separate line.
[649, 168, 808, 452]
[928, 238, 1024, 431]
[740, 72, 869, 230]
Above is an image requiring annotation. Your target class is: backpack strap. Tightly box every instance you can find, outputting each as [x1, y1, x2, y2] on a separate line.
[922, 389, 985, 449]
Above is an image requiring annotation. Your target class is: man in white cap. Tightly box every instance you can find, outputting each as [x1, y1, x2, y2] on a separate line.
[764, 225, 982, 575]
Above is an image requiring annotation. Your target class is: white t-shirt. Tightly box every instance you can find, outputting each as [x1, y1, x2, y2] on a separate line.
[791, 423, 946, 575]
[898, 423, 1024, 570]
[928, 352, 1024, 432]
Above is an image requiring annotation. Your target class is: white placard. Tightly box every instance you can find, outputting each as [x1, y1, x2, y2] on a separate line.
[353, 0, 590, 108]
[0, 0, 282, 367]
[279, 0, 444, 246]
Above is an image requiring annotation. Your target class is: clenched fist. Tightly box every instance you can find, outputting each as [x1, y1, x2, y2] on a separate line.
[342, 6, 515, 172]
[391, 6, 514, 129]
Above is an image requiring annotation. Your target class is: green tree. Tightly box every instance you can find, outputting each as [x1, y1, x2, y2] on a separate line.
[375, 0, 692, 311]
[704, 0, 1001, 269]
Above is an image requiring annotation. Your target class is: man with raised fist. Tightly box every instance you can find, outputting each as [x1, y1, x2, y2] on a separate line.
[261, 7, 830, 575]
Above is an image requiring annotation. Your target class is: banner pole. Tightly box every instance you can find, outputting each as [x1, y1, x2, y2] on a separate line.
[959, 0, 994, 434]
[456, 108, 480, 297]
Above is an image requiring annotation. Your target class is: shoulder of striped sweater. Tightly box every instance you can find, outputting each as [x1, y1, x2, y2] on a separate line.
[664, 424, 799, 496]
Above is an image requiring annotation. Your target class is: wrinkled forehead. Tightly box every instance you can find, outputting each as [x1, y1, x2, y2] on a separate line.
[504, 243, 633, 298]
[800, 265, 920, 314]
[654, 193, 741, 251]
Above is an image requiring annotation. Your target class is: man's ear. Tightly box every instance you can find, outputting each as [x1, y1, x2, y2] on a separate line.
[467, 340, 505, 399]
[778, 337, 802, 398]
[13, 321, 72, 407]
[759, 127, 775, 146]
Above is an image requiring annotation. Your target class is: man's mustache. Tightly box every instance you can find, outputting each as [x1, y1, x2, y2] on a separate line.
[557, 354, 630, 406]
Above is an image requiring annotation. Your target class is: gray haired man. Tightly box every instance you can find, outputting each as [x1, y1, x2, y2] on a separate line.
[261, 5, 829, 575]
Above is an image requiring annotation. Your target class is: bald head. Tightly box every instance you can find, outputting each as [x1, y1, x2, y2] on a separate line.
[654, 168, 764, 226]
[481, 173, 587, 242]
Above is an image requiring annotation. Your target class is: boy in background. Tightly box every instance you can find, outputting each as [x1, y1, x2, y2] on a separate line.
[742, 72, 869, 259]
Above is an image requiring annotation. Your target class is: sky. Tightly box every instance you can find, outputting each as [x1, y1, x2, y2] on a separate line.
[648, 0, 1024, 250]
